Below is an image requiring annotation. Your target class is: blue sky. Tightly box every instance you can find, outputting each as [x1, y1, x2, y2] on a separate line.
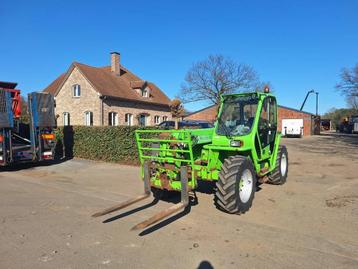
[1, 0, 357, 114]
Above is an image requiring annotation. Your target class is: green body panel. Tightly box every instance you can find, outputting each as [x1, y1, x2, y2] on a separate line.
[135, 92, 282, 191]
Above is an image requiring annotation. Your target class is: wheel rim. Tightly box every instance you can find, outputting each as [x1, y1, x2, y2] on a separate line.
[239, 169, 253, 203]
[280, 153, 287, 176]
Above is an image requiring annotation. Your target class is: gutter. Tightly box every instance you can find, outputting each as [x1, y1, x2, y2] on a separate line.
[102, 95, 170, 110]
[100, 95, 107, 126]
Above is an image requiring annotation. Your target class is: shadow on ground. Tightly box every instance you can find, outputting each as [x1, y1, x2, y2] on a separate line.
[0, 158, 69, 172]
[197, 261, 215, 269]
[285, 131, 358, 159]
[101, 190, 198, 236]
[101, 180, 264, 235]
[319, 132, 358, 146]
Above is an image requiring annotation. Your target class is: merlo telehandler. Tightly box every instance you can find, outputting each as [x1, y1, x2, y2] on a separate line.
[93, 90, 288, 230]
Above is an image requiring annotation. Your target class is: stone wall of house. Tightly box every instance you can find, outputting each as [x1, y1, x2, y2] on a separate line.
[103, 99, 171, 126]
[55, 67, 101, 126]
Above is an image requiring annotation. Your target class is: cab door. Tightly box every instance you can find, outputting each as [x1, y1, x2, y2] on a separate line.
[257, 97, 277, 160]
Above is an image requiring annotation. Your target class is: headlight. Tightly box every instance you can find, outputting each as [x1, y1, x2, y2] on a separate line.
[230, 140, 243, 147]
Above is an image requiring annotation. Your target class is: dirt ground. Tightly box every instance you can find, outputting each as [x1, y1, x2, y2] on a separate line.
[0, 132, 357, 269]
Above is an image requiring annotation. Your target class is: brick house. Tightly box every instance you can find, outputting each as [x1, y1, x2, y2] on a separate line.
[43, 52, 171, 126]
[185, 104, 316, 136]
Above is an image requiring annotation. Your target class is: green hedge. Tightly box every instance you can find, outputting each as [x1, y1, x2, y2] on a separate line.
[54, 126, 158, 164]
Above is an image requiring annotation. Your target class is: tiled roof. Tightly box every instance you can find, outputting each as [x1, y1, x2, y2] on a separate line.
[130, 80, 146, 89]
[42, 73, 66, 95]
[43, 62, 170, 106]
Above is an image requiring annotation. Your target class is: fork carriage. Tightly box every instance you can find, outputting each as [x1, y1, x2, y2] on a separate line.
[136, 128, 214, 191]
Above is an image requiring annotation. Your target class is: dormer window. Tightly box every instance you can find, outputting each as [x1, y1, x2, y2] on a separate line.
[142, 88, 149, 97]
[72, 84, 81, 97]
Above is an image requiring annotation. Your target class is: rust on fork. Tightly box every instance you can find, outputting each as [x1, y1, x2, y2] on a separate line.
[92, 193, 151, 218]
[130, 202, 186, 230]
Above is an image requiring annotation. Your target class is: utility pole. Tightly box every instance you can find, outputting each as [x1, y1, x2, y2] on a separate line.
[315, 92, 319, 116]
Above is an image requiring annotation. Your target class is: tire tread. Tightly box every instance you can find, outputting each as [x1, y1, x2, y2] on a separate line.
[268, 145, 288, 185]
[215, 156, 255, 214]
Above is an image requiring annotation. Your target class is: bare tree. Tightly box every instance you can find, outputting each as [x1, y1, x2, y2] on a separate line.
[336, 64, 358, 108]
[347, 96, 358, 110]
[180, 55, 260, 105]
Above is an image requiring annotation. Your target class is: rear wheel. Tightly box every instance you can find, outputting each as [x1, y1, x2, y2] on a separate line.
[215, 156, 257, 214]
[268, 145, 288, 185]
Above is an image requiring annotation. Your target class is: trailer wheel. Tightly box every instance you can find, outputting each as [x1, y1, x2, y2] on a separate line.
[268, 145, 288, 185]
[215, 156, 257, 214]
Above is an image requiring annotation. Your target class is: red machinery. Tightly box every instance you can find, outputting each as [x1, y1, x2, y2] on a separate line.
[0, 81, 21, 119]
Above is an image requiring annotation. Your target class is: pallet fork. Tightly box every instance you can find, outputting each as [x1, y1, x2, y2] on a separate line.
[92, 162, 189, 231]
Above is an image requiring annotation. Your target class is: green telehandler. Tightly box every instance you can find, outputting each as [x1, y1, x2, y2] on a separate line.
[93, 90, 288, 230]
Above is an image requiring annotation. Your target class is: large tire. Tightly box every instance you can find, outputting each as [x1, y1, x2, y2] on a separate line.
[268, 145, 288, 185]
[215, 156, 257, 214]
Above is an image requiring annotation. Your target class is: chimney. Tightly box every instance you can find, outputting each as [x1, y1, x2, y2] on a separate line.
[110, 52, 120, 74]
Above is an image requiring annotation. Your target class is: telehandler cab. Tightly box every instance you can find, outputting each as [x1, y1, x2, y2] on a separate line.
[93, 90, 288, 230]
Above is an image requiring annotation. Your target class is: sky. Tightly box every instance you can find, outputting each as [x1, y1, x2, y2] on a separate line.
[1, 0, 357, 115]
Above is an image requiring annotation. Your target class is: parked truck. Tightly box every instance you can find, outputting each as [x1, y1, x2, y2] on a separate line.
[353, 116, 358, 133]
[337, 116, 358, 134]
[0, 81, 56, 166]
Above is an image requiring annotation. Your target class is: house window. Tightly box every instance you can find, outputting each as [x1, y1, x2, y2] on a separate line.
[63, 112, 70, 126]
[84, 111, 93, 126]
[142, 88, 149, 97]
[154, 115, 161, 125]
[125, 113, 133, 126]
[108, 112, 118, 126]
[162, 116, 168, 122]
[72, 84, 81, 97]
[138, 114, 147, 126]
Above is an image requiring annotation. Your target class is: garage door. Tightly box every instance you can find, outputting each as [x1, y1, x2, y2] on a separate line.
[282, 119, 303, 136]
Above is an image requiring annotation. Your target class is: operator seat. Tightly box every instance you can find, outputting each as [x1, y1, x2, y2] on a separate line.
[246, 117, 255, 129]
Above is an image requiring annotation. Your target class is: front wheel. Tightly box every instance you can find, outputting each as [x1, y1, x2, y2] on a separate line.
[215, 156, 257, 214]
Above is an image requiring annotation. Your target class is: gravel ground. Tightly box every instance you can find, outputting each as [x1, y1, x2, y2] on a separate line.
[0, 132, 357, 269]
